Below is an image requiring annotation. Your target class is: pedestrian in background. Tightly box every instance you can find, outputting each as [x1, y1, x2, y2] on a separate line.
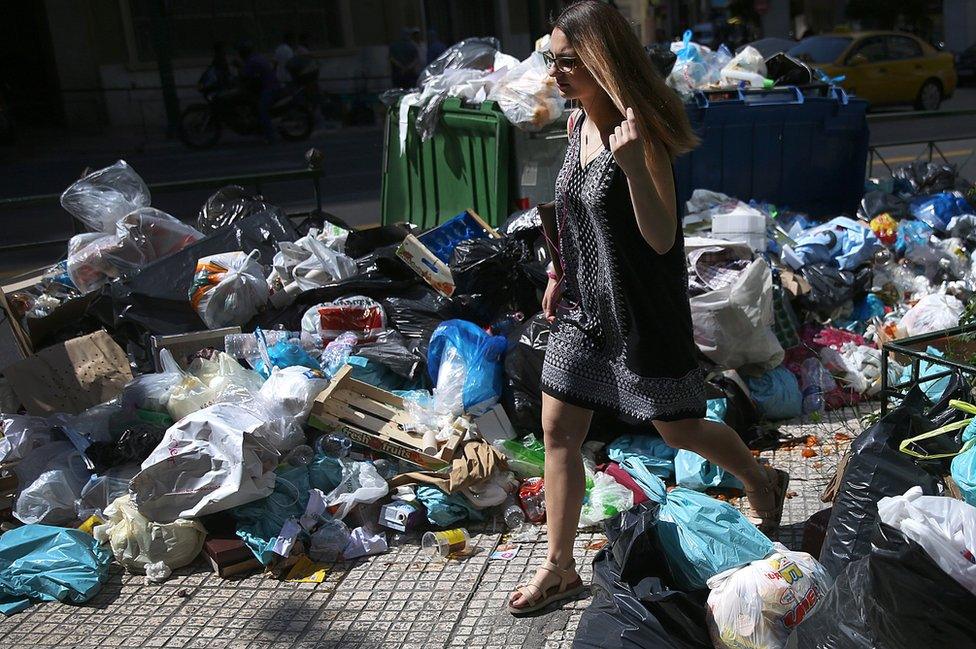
[274, 31, 297, 86]
[507, 0, 788, 616]
[236, 40, 280, 143]
[389, 28, 421, 89]
[427, 29, 447, 64]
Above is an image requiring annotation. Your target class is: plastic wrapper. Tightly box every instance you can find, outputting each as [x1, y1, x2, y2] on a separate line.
[899, 292, 964, 337]
[94, 494, 206, 576]
[789, 522, 976, 649]
[130, 402, 280, 522]
[706, 544, 831, 649]
[196, 185, 281, 234]
[325, 460, 389, 520]
[878, 487, 976, 594]
[488, 51, 564, 131]
[818, 389, 944, 578]
[579, 471, 636, 528]
[316, 295, 388, 341]
[60, 160, 151, 232]
[0, 415, 55, 464]
[189, 250, 269, 329]
[0, 524, 113, 615]
[689, 258, 784, 373]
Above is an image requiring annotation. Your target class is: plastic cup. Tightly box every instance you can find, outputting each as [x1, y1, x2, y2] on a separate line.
[421, 528, 471, 559]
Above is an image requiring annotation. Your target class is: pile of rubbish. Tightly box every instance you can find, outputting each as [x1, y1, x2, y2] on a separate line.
[1, 149, 976, 647]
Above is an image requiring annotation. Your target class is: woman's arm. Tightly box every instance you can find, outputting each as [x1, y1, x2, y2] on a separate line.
[608, 107, 677, 255]
[538, 201, 562, 279]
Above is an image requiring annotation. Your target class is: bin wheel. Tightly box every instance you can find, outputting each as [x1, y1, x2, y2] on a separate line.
[277, 105, 314, 141]
[915, 80, 942, 111]
[179, 104, 221, 149]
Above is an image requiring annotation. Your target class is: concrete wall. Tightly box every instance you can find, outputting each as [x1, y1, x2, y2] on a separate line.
[944, 0, 976, 53]
[44, 0, 107, 128]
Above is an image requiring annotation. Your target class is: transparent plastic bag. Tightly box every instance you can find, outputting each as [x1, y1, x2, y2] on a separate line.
[418, 37, 501, 87]
[667, 31, 732, 98]
[0, 415, 55, 464]
[95, 494, 206, 576]
[196, 185, 280, 234]
[250, 365, 330, 452]
[706, 544, 832, 649]
[720, 45, 767, 87]
[60, 160, 151, 232]
[76, 464, 140, 520]
[488, 51, 564, 131]
[159, 348, 218, 421]
[325, 460, 389, 520]
[579, 472, 635, 528]
[188, 250, 269, 329]
[900, 293, 964, 337]
[188, 351, 265, 404]
[309, 516, 351, 562]
[14, 445, 92, 525]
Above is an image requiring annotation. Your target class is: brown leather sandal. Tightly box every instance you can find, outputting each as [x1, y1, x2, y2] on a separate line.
[507, 558, 584, 616]
[743, 465, 790, 534]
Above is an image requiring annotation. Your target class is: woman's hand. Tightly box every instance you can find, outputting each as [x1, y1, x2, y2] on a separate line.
[542, 277, 564, 322]
[609, 107, 648, 179]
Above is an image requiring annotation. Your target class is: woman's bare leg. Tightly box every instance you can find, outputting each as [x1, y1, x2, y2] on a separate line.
[509, 393, 593, 609]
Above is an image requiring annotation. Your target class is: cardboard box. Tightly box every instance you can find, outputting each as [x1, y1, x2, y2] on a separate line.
[0, 288, 32, 372]
[309, 366, 464, 470]
[150, 327, 241, 371]
[395, 209, 499, 297]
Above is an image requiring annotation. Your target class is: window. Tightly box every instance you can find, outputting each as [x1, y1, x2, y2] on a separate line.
[788, 36, 852, 64]
[127, 0, 345, 62]
[886, 36, 923, 60]
[849, 37, 887, 63]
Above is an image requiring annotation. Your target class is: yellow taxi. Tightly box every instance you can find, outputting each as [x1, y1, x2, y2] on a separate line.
[788, 31, 957, 110]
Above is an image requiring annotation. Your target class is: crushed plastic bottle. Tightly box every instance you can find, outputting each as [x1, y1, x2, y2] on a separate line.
[284, 444, 315, 466]
[320, 331, 358, 378]
[518, 477, 546, 523]
[502, 495, 526, 530]
[799, 357, 836, 414]
[314, 433, 352, 458]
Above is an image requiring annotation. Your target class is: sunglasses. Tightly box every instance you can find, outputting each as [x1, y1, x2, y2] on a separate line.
[542, 51, 580, 74]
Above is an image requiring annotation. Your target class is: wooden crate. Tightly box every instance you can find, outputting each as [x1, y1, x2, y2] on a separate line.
[309, 366, 463, 470]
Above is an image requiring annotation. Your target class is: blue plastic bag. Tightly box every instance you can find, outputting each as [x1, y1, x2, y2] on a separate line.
[783, 217, 880, 271]
[427, 320, 507, 415]
[0, 524, 112, 615]
[899, 346, 951, 403]
[951, 420, 976, 507]
[746, 365, 803, 421]
[630, 473, 774, 590]
[674, 450, 744, 491]
[851, 293, 886, 323]
[415, 485, 485, 528]
[894, 220, 933, 257]
[910, 191, 971, 232]
[607, 435, 677, 480]
[253, 328, 320, 379]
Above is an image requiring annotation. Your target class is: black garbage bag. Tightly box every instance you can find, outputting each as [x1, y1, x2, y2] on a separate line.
[196, 185, 285, 234]
[449, 237, 547, 326]
[764, 52, 814, 86]
[344, 224, 412, 259]
[502, 313, 550, 434]
[644, 45, 678, 78]
[857, 191, 909, 220]
[818, 388, 944, 578]
[705, 374, 762, 448]
[90, 209, 299, 365]
[574, 502, 712, 649]
[893, 161, 958, 195]
[381, 286, 459, 358]
[350, 331, 429, 391]
[788, 523, 976, 649]
[85, 419, 167, 471]
[352, 242, 417, 283]
[797, 263, 854, 316]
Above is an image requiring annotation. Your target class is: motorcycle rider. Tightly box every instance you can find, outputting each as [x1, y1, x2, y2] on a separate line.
[236, 39, 279, 143]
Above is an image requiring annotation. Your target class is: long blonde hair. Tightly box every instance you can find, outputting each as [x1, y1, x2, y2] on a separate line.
[554, 0, 699, 162]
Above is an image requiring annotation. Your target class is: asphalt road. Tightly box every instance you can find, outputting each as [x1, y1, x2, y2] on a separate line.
[2, 86, 975, 279]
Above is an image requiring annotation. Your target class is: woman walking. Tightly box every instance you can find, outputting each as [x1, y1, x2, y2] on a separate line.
[508, 0, 788, 616]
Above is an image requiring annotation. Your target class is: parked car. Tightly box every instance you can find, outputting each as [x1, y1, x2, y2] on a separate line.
[739, 37, 797, 58]
[788, 31, 957, 110]
[957, 43, 976, 84]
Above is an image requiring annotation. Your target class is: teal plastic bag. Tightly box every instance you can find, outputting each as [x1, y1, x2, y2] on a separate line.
[0, 524, 112, 615]
[415, 485, 485, 528]
[746, 366, 803, 421]
[607, 435, 677, 480]
[626, 469, 774, 590]
[674, 450, 744, 491]
[899, 346, 951, 402]
[951, 420, 976, 507]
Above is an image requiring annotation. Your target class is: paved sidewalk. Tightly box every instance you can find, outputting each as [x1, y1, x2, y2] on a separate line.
[0, 406, 870, 648]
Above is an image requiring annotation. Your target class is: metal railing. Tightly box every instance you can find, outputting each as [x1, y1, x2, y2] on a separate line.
[865, 107, 976, 176]
[0, 148, 326, 254]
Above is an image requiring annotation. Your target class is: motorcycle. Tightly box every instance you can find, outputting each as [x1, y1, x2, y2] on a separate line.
[178, 75, 314, 149]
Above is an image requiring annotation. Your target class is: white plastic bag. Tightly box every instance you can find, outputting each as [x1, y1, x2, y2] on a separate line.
[250, 365, 330, 452]
[690, 258, 784, 372]
[159, 348, 218, 421]
[269, 228, 357, 294]
[95, 494, 206, 576]
[60, 160, 151, 232]
[189, 250, 269, 329]
[578, 472, 635, 528]
[326, 460, 389, 520]
[188, 351, 265, 404]
[488, 51, 564, 131]
[706, 544, 832, 649]
[720, 45, 767, 87]
[878, 486, 976, 595]
[0, 415, 55, 464]
[13, 442, 92, 525]
[899, 293, 964, 337]
[130, 402, 280, 522]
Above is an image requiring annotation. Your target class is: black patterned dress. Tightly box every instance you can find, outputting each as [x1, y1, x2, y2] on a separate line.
[540, 115, 706, 423]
